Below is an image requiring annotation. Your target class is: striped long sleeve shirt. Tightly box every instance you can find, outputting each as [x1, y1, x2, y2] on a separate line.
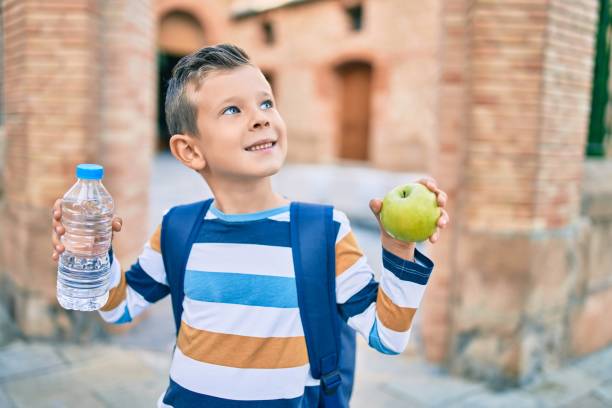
[98, 201, 434, 407]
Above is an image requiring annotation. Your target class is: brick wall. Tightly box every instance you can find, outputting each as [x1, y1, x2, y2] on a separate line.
[0, 0, 155, 339]
[423, 0, 469, 364]
[430, 0, 601, 387]
[210, 0, 442, 172]
[98, 0, 156, 265]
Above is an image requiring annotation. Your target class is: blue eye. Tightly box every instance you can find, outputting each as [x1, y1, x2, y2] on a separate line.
[261, 100, 273, 109]
[222, 106, 240, 115]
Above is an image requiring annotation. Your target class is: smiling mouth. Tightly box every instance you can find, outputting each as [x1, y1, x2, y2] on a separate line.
[245, 141, 277, 152]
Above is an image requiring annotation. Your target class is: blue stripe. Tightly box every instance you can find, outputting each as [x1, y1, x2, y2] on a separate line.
[198, 219, 292, 247]
[163, 378, 320, 407]
[197, 218, 343, 248]
[125, 260, 170, 303]
[382, 247, 433, 285]
[185, 270, 298, 308]
[114, 305, 132, 324]
[368, 320, 399, 355]
[210, 203, 291, 222]
[338, 278, 378, 321]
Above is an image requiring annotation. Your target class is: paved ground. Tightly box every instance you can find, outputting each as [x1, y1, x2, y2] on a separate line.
[1, 338, 612, 407]
[1, 153, 611, 407]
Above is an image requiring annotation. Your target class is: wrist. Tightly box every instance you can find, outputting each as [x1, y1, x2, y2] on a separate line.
[381, 235, 416, 261]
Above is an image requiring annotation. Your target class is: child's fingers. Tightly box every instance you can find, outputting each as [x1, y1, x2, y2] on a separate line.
[52, 251, 58, 261]
[437, 208, 450, 228]
[418, 178, 439, 194]
[429, 229, 440, 244]
[436, 190, 448, 207]
[369, 199, 382, 215]
[53, 198, 63, 220]
[112, 217, 123, 232]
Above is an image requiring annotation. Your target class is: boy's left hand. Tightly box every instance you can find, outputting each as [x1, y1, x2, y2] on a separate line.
[369, 178, 450, 245]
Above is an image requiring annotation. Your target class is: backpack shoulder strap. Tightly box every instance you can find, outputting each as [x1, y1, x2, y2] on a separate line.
[290, 202, 342, 399]
[160, 198, 213, 334]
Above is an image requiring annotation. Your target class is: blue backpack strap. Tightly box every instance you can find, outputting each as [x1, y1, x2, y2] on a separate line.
[160, 198, 213, 334]
[290, 202, 344, 406]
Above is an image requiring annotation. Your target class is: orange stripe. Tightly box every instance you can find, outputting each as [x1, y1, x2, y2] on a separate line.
[376, 288, 417, 332]
[177, 322, 308, 369]
[149, 224, 161, 253]
[335, 231, 364, 276]
[100, 271, 127, 311]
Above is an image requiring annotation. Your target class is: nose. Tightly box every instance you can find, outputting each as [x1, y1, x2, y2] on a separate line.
[250, 110, 270, 131]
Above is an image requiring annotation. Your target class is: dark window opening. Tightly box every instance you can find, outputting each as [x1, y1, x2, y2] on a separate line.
[335, 61, 372, 161]
[587, 0, 610, 157]
[0, 7, 4, 126]
[261, 21, 275, 45]
[345, 4, 363, 32]
[157, 51, 184, 151]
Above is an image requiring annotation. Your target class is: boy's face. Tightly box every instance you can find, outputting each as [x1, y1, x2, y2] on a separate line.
[190, 65, 287, 180]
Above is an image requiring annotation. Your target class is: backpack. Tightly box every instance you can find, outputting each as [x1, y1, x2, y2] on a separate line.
[160, 199, 356, 407]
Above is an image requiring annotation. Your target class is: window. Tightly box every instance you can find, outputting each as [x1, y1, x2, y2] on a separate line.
[345, 4, 363, 32]
[0, 6, 4, 126]
[261, 21, 275, 45]
[587, 0, 610, 157]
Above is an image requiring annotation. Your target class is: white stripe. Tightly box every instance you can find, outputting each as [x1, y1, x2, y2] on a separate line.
[333, 209, 351, 243]
[268, 212, 290, 222]
[138, 243, 167, 285]
[170, 347, 313, 400]
[182, 297, 304, 338]
[186, 243, 295, 278]
[98, 299, 128, 323]
[380, 267, 427, 308]
[108, 254, 122, 289]
[336, 256, 373, 304]
[375, 311, 413, 353]
[125, 285, 151, 320]
[347, 302, 377, 341]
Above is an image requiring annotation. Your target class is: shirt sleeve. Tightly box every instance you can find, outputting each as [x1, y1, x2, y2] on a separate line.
[97, 222, 170, 324]
[333, 209, 434, 355]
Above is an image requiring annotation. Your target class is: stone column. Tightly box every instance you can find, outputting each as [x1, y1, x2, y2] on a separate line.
[428, 0, 599, 387]
[0, 0, 155, 340]
[98, 0, 156, 265]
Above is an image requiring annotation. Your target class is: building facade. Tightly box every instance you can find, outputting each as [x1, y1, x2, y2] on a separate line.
[1, 0, 611, 387]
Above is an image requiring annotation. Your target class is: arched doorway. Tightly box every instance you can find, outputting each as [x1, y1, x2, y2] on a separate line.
[335, 61, 373, 161]
[157, 10, 205, 151]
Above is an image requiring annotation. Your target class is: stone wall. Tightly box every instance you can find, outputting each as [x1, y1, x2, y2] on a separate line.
[569, 160, 612, 358]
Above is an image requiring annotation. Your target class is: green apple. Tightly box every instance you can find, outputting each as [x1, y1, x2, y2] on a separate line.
[380, 183, 440, 242]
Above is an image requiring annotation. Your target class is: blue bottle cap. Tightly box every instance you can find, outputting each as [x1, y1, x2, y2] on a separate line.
[76, 164, 104, 180]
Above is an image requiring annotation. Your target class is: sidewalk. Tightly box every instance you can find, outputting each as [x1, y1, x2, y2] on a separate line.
[1, 338, 611, 407]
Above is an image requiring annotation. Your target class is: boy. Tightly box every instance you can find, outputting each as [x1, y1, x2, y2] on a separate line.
[51, 44, 449, 407]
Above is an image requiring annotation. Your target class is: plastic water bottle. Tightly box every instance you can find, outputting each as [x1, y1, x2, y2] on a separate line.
[57, 164, 114, 311]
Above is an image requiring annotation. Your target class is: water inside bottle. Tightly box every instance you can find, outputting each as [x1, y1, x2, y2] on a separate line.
[57, 178, 114, 311]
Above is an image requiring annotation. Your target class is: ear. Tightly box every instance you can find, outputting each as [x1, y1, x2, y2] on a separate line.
[169, 134, 206, 171]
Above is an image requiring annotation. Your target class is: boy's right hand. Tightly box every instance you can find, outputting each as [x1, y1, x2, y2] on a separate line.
[51, 198, 123, 262]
